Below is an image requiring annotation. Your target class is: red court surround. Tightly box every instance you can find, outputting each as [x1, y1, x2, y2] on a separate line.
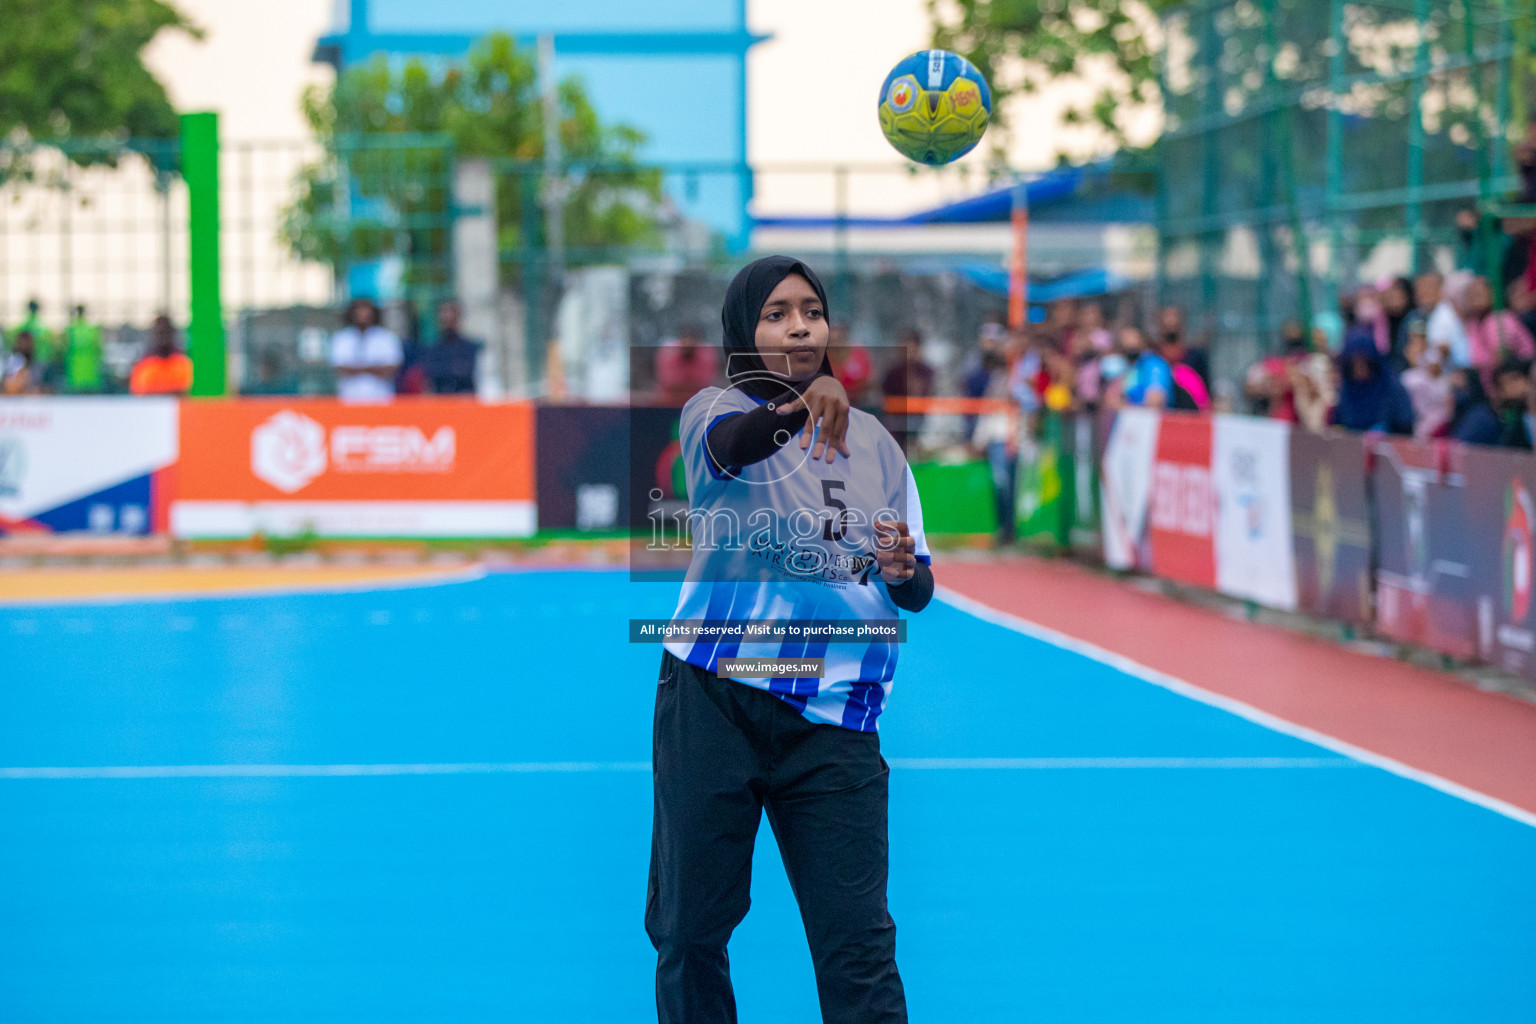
[938, 555, 1536, 817]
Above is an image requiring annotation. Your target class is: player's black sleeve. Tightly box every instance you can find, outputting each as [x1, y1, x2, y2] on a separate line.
[704, 388, 810, 472]
[886, 561, 933, 612]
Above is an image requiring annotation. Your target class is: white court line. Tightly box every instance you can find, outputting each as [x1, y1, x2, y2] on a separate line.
[0, 566, 489, 608]
[0, 757, 1357, 780]
[935, 585, 1536, 830]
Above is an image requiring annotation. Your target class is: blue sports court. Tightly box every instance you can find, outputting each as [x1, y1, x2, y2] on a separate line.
[3, 568, 1533, 1022]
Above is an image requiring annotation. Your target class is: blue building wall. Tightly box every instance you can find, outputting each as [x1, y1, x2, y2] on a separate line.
[316, 0, 759, 248]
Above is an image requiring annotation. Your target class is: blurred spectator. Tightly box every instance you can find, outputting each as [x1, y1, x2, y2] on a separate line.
[1123, 326, 1171, 409]
[1333, 332, 1414, 435]
[330, 298, 402, 403]
[1007, 329, 1043, 415]
[1451, 359, 1533, 449]
[882, 329, 935, 451]
[1042, 299, 1078, 353]
[1408, 271, 1469, 368]
[64, 304, 103, 394]
[394, 299, 426, 396]
[1517, 118, 1536, 202]
[422, 300, 481, 395]
[655, 322, 720, 403]
[129, 316, 193, 396]
[1243, 319, 1309, 421]
[16, 298, 54, 369]
[829, 323, 874, 411]
[969, 346, 1017, 543]
[1380, 277, 1415, 369]
[1096, 351, 1131, 411]
[1399, 322, 1454, 439]
[1160, 330, 1212, 411]
[1158, 305, 1209, 388]
[1293, 329, 1340, 433]
[1460, 275, 1535, 391]
[2, 331, 40, 395]
[1079, 302, 1114, 354]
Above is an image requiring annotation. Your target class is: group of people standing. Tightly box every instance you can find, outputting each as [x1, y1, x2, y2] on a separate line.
[329, 297, 482, 401]
[1245, 270, 1536, 448]
[1, 300, 114, 395]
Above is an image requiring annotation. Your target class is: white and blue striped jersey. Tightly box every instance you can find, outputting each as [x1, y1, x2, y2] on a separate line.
[662, 385, 931, 732]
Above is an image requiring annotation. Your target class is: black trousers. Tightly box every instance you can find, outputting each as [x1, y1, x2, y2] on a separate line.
[646, 649, 907, 1024]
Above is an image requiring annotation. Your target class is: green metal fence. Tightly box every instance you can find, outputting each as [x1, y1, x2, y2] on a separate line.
[1156, 0, 1535, 383]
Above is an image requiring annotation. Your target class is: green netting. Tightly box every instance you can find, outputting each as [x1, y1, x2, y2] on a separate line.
[1156, 0, 1534, 382]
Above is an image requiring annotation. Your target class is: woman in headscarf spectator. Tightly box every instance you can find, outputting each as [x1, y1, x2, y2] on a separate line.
[1380, 276, 1415, 370]
[1333, 332, 1415, 434]
[1460, 275, 1535, 392]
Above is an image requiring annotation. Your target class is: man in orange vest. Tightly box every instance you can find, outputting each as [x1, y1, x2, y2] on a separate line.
[129, 315, 194, 395]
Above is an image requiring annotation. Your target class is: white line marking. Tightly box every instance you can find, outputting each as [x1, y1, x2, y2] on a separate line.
[935, 585, 1536, 830]
[0, 757, 1358, 781]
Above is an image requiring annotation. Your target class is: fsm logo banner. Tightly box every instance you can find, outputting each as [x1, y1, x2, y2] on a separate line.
[172, 400, 535, 538]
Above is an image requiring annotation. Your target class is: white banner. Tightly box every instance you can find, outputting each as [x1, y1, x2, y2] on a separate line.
[1100, 407, 1159, 570]
[1212, 415, 1298, 610]
[0, 397, 178, 534]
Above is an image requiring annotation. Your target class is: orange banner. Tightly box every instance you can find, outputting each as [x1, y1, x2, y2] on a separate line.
[172, 399, 536, 538]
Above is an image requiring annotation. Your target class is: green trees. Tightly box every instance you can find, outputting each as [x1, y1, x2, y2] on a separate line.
[0, 0, 199, 176]
[928, 0, 1175, 158]
[281, 33, 662, 285]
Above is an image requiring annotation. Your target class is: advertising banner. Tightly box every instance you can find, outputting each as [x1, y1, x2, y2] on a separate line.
[534, 405, 630, 532]
[1147, 412, 1217, 589]
[1066, 412, 1104, 556]
[1370, 438, 1476, 658]
[172, 399, 535, 538]
[1461, 444, 1536, 680]
[0, 397, 178, 535]
[1016, 414, 1066, 546]
[628, 404, 688, 578]
[1100, 407, 1159, 570]
[1212, 415, 1297, 610]
[1289, 430, 1372, 624]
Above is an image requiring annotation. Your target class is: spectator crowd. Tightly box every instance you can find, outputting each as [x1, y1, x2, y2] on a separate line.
[0, 296, 484, 400]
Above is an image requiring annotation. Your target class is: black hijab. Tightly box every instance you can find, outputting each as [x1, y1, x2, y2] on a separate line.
[721, 255, 835, 401]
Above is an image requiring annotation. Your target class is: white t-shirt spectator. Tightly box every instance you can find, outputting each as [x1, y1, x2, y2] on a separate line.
[1426, 301, 1470, 368]
[330, 325, 403, 403]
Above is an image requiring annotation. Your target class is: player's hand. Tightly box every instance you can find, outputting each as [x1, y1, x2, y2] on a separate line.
[874, 520, 917, 585]
[775, 376, 852, 463]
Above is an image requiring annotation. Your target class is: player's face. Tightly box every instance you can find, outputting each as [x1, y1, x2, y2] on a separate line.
[754, 274, 828, 381]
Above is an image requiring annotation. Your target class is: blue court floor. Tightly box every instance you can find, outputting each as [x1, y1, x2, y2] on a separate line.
[2, 568, 1533, 1022]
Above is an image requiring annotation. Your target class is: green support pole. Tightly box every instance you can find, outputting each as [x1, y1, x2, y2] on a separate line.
[1323, 0, 1345, 326]
[1198, 5, 1220, 324]
[180, 111, 225, 396]
[1407, 0, 1428, 273]
[1465, 0, 1497, 291]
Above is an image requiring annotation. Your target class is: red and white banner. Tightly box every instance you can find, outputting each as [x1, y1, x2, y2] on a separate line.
[1148, 412, 1217, 589]
[1101, 410, 1297, 609]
